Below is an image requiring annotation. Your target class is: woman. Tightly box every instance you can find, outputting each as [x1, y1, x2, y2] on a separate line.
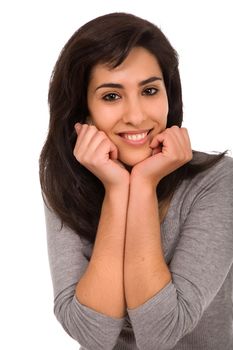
[39, 12, 233, 350]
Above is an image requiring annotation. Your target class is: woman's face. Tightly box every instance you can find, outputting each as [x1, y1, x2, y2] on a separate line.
[87, 47, 168, 166]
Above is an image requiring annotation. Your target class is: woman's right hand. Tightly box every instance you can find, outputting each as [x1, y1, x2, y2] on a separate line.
[73, 123, 130, 190]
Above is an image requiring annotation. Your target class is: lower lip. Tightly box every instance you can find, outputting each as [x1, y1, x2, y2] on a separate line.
[119, 134, 149, 146]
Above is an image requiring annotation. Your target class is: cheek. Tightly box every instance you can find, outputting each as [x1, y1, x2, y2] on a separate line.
[151, 99, 168, 127]
[88, 106, 115, 131]
[88, 99, 121, 131]
[159, 95, 169, 126]
[163, 105, 169, 126]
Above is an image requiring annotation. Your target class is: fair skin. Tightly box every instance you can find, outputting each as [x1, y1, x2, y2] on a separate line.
[74, 47, 192, 317]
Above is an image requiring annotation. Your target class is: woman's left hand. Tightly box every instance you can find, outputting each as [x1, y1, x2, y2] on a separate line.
[131, 126, 193, 187]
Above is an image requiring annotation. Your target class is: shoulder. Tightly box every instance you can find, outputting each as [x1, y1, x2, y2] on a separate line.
[43, 199, 89, 246]
[169, 152, 233, 220]
[191, 150, 233, 171]
[189, 151, 233, 190]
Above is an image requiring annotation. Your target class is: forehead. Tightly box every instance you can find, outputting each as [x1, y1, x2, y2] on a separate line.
[89, 47, 163, 85]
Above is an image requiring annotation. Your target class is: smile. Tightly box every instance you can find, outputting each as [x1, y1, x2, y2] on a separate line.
[118, 129, 152, 145]
[124, 132, 147, 141]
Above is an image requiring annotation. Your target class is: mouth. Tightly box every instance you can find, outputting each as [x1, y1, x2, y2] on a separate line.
[118, 129, 153, 145]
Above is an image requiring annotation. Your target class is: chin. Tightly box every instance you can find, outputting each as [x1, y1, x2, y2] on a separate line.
[119, 149, 153, 167]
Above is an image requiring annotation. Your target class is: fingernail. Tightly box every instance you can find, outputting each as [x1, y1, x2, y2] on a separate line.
[75, 123, 81, 130]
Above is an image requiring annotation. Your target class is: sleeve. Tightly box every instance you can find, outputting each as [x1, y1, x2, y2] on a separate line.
[44, 204, 125, 350]
[127, 157, 233, 350]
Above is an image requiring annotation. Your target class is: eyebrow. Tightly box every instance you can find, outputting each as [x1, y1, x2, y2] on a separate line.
[95, 76, 163, 91]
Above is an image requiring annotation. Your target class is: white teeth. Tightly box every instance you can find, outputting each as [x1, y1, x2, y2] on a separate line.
[123, 132, 147, 141]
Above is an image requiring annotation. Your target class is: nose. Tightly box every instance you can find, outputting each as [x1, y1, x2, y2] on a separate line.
[122, 99, 146, 126]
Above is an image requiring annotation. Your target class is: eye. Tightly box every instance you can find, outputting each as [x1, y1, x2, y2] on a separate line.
[102, 93, 120, 101]
[142, 87, 158, 96]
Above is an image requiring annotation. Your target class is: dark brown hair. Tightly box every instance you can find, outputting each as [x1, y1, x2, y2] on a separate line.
[39, 12, 226, 244]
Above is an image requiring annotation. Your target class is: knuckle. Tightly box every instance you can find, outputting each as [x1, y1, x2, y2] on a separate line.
[73, 147, 86, 164]
[92, 158, 100, 167]
[171, 125, 180, 131]
[98, 138, 109, 149]
[82, 154, 89, 164]
[89, 124, 97, 131]
[188, 151, 193, 161]
[73, 151, 81, 163]
[98, 130, 107, 139]
[73, 147, 78, 158]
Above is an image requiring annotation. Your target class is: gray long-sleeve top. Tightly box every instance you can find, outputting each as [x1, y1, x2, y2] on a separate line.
[45, 153, 233, 349]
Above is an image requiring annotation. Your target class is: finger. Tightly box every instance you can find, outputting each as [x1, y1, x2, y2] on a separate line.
[169, 126, 187, 151]
[83, 129, 111, 156]
[94, 138, 116, 162]
[150, 129, 175, 150]
[73, 124, 119, 165]
[152, 144, 163, 156]
[109, 142, 118, 160]
[170, 127, 192, 154]
[74, 122, 82, 132]
[89, 132, 118, 160]
[74, 123, 88, 141]
[150, 128, 184, 160]
[180, 127, 192, 147]
[76, 124, 99, 150]
[180, 128, 193, 159]
[149, 135, 163, 156]
[167, 127, 192, 162]
[149, 132, 164, 149]
[74, 124, 98, 158]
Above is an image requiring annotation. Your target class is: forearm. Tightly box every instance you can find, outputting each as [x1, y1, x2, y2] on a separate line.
[124, 179, 171, 309]
[76, 185, 129, 318]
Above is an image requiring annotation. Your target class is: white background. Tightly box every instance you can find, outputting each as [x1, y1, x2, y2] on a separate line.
[0, 0, 232, 349]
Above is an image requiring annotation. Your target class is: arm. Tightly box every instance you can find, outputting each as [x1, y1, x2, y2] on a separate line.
[76, 183, 129, 319]
[45, 204, 125, 350]
[126, 159, 233, 350]
[124, 176, 171, 309]
[124, 126, 191, 310]
[73, 124, 130, 319]
[124, 127, 195, 350]
[124, 128, 233, 349]
[46, 124, 130, 349]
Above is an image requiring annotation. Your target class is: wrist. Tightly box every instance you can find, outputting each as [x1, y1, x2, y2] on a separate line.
[104, 181, 130, 198]
[130, 169, 159, 192]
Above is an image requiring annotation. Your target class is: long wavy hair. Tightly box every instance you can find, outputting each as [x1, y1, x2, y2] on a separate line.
[39, 12, 226, 244]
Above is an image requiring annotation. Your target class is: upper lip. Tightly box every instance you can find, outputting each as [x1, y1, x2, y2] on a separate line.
[118, 129, 152, 135]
